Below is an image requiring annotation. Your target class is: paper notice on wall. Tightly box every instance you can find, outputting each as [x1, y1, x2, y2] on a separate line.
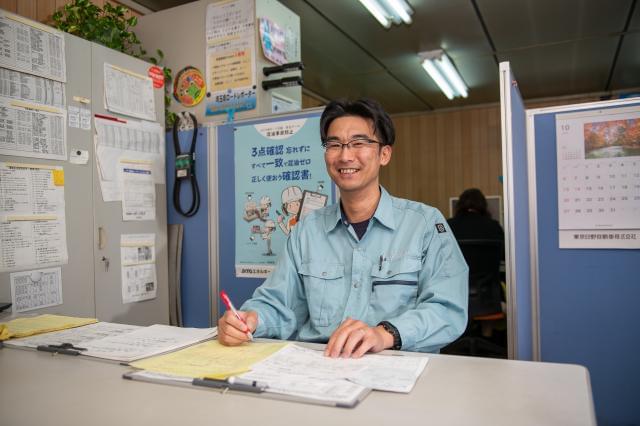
[0, 98, 67, 160]
[104, 63, 155, 121]
[205, 0, 256, 116]
[121, 233, 157, 304]
[94, 116, 164, 185]
[0, 67, 65, 107]
[10, 267, 63, 313]
[0, 162, 68, 272]
[0, 11, 67, 82]
[120, 161, 155, 221]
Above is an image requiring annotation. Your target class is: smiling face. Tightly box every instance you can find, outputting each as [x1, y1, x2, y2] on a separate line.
[324, 116, 392, 197]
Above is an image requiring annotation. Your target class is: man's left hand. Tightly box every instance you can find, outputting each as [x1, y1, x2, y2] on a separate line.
[324, 317, 394, 358]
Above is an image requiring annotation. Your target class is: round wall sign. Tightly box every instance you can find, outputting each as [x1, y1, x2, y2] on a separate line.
[173, 66, 206, 107]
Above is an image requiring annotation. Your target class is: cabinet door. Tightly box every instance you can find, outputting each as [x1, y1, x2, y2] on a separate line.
[91, 44, 168, 325]
[0, 34, 95, 318]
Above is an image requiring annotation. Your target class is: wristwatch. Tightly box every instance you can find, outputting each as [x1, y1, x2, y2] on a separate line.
[378, 321, 402, 350]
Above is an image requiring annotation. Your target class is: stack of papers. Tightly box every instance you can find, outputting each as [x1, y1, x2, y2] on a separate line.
[6, 322, 218, 362]
[125, 342, 428, 407]
[0, 314, 98, 341]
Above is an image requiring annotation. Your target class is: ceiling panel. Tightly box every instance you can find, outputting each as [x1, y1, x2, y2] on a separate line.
[498, 37, 618, 98]
[389, 54, 499, 109]
[609, 32, 640, 90]
[136, 0, 639, 113]
[479, 0, 632, 50]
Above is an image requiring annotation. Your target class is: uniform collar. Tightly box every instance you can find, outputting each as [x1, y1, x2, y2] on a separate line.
[325, 186, 396, 233]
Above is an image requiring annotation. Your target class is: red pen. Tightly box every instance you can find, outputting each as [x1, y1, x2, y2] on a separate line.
[220, 290, 254, 341]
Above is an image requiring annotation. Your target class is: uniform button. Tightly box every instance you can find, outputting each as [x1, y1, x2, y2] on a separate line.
[322, 272, 327, 277]
[353, 281, 359, 288]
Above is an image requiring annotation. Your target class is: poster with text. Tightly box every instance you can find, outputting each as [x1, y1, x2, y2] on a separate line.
[234, 117, 332, 277]
[205, 0, 256, 116]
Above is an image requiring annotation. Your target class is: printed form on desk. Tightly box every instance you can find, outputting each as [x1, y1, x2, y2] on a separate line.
[126, 342, 428, 407]
[241, 344, 429, 393]
[80, 324, 217, 362]
[6, 322, 143, 349]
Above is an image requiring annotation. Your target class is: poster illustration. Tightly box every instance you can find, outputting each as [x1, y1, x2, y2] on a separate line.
[234, 117, 333, 277]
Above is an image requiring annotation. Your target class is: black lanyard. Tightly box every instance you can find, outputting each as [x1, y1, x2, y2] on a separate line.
[172, 112, 200, 217]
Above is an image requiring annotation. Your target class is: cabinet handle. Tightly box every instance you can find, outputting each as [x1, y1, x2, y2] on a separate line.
[98, 226, 107, 250]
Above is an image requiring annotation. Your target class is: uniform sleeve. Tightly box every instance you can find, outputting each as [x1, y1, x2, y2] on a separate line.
[240, 228, 309, 340]
[389, 210, 469, 352]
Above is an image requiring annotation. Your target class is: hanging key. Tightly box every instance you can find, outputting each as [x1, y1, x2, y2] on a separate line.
[101, 256, 110, 272]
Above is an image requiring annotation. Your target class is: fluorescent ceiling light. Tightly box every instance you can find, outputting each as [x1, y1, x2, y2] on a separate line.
[358, 0, 413, 28]
[419, 50, 468, 100]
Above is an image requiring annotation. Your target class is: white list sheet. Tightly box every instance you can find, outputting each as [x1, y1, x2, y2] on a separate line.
[0, 162, 68, 272]
[0, 98, 67, 160]
[103, 63, 155, 121]
[0, 11, 66, 82]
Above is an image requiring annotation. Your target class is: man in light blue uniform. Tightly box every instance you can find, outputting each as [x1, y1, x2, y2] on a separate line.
[218, 98, 468, 357]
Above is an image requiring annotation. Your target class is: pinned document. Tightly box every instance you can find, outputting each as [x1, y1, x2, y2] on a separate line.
[0, 162, 69, 272]
[10, 267, 63, 313]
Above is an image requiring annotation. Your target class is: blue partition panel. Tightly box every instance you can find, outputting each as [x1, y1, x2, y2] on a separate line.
[508, 80, 533, 361]
[533, 103, 640, 425]
[166, 128, 210, 327]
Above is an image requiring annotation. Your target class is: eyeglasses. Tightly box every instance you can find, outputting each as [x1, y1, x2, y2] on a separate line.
[321, 137, 383, 153]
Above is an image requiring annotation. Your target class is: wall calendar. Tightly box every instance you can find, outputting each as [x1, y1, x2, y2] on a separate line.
[556, 105, 640, 249]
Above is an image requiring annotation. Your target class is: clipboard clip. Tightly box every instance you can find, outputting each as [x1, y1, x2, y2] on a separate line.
[37, 342, 87, 356]
[192, 377, 267, 394]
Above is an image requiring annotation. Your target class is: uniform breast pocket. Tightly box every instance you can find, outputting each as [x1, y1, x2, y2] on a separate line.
[370, 255, 421, 319]
[299, 262, 345, 327]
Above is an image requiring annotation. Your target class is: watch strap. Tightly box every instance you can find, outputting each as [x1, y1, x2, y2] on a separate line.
[378, 321, 402, 350]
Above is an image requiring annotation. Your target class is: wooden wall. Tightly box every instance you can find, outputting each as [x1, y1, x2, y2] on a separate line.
[0, 0, 142, 24]
[382, 106, 503, 217]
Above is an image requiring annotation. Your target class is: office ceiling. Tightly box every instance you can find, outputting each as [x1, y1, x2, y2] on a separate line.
[136, 0, 640, 113]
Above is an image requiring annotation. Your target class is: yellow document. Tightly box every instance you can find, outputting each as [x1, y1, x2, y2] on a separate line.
[0, 314, 98, 341]
[131, 340, 289, 379]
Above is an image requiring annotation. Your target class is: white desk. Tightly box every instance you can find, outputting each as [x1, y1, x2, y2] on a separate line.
[0, 344, 595, 426]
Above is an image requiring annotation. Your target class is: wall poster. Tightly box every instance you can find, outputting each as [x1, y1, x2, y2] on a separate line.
[205, 0, 256, 116]
[233, 117, 332, 278]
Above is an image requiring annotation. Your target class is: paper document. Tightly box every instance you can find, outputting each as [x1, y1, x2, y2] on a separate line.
[6, 321, 142, 349]
[10, 267, 63, 312]
[0, 11, 67, 82]
[0, 162, 68, 272]
[103, 63, 155, 121]
[0, 67, 65, 107]
[241, 344, 429, 393]
[94, 117, 165, 202]
[0, 98, 67, 160]
[120, 161, 155, 221]
[81, 324, 218, 362]
[130, 340, 288, 378]
[120, 233, 157, 304]
[0, 314, 97, 341]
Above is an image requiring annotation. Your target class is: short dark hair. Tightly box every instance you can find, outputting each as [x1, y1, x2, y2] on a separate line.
[455, 188, 490, 218]
[320, 98, 395, 146]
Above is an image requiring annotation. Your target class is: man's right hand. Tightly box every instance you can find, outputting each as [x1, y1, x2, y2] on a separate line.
[217, 310, 258, 346]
